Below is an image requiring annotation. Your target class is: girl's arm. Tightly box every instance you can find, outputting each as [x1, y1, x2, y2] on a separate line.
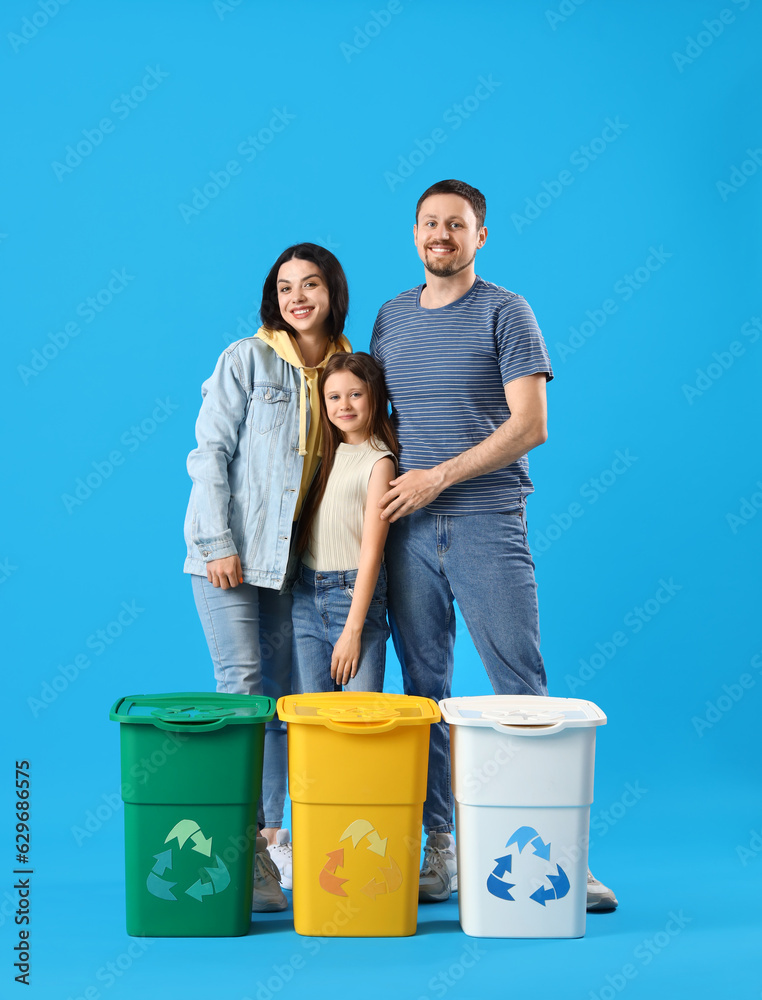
[331, 456, 396, 685]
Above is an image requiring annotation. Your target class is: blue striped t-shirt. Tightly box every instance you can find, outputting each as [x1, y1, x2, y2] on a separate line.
[370, 276, 553, 515]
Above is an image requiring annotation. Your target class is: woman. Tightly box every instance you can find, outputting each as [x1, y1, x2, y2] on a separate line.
[183, 244, 350, 911]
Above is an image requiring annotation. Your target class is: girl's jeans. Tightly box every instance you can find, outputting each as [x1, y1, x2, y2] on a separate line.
[191, 574, 291, 829]
[291, 563, 389, 693]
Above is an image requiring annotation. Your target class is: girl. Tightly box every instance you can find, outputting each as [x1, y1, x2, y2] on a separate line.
[291, 352, 398, 692]
[183, 244, 351, 909]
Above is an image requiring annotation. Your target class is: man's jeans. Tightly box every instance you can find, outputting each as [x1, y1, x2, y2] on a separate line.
[291, 563, 389, 693]
[191, 574, 291, 828]
[385, 508, 547, 834]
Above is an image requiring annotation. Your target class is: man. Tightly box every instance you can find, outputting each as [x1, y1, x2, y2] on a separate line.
[370, 179, 617, 912]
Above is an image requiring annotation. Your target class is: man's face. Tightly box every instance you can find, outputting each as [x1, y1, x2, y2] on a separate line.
[413, 193, 486, 278]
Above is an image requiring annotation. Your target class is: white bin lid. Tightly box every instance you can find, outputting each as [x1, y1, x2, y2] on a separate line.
[439, 695, 606, 736]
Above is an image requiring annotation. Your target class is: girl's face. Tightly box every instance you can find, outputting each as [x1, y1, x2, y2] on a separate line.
[277, 258, 331, 340]
[323, 370, 371, 444]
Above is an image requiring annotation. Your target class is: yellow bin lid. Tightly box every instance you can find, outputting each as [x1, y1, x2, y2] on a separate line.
[277, 692, 440, 734]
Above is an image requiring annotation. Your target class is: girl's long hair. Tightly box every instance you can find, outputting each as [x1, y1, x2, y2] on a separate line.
[296, 352, 399, 554]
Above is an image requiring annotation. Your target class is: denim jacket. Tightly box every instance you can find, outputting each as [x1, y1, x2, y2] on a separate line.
[183, 337, 307, 589]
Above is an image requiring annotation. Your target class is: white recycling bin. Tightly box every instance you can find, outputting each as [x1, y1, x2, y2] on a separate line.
[440, 694, 606, 939]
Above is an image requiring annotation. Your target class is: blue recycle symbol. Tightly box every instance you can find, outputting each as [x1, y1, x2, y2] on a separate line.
[486, 826, 570, 906]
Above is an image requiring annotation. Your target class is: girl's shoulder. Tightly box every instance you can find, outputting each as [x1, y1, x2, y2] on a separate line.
[366, 440, 397, 474]
[367, 435, 395, 454]
[360, 438, 396, 467]
[333, 438, 395, 472]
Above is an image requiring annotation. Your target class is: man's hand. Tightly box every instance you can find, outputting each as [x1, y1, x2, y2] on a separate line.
[379, 467, 446, 522]
[207, 554, 243, 589]
[378, 375, 549, 523]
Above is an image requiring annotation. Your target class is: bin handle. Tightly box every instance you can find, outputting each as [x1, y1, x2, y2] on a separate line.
[321, 718, 402, 734]
[315, 705, 404, 734]
[491, 720, 568, 736]
[148, 706, 239, 731]
[149, 716, 233, 732]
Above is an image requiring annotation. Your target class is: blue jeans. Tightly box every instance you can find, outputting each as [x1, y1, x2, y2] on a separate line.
[385, 509, 547, 834]
[191, 574, 291, 828]
[291, 563, 389, 693]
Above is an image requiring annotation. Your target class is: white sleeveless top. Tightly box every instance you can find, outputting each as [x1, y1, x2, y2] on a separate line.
[303, 437, 395, 572]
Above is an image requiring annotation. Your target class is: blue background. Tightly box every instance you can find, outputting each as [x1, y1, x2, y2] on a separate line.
[4, 0, 761, 997]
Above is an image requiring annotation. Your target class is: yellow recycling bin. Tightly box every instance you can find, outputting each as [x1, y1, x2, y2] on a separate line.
[277, 692, 440, 937]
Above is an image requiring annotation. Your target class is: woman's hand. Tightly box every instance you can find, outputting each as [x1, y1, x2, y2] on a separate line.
[207, 555, 243, 589]
[331, 625, 362, 686]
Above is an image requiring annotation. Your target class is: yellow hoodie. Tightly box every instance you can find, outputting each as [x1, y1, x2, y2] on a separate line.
[255, 326, 351, 518]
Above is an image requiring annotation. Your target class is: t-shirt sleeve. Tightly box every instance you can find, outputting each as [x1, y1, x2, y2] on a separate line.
[370, 310, 383, 364]
[495, 295, 554, 385]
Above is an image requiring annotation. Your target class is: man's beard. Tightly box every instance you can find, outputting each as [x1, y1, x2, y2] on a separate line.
[423, 247, 476, 278]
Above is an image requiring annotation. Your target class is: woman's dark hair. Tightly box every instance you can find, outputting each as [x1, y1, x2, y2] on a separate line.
[297, 352, 399, 554]
[259, 243, 349, 342]
[415, 179, 486, 229]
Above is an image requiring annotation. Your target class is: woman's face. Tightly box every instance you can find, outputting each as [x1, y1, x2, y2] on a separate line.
[277, 258, 331, 340]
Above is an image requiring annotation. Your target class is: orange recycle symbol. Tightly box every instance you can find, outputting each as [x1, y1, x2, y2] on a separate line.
[319, 819, 403, 901]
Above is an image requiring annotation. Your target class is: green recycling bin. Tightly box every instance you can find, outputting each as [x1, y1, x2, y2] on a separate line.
[110, 692, 275, 937]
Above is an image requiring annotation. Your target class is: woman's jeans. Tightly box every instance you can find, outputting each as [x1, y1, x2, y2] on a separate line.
[191, 574, 291, 829]
[291, 563, 389, 693]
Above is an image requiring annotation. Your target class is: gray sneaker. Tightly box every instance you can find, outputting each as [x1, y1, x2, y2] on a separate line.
[252, 835, 288, 912]
[586, 869, 618, 911]
[418, 832, 458, 903]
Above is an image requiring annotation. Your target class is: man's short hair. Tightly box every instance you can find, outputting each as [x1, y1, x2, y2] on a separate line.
[415, 179, 486, 229]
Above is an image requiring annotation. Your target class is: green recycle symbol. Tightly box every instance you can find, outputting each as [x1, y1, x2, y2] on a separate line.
[146, 819, 230, 903]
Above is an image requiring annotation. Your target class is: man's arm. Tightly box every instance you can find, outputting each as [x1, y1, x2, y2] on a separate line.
[378, 373, 548, 522]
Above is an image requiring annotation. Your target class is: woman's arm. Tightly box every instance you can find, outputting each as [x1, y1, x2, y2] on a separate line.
[331, 456, 396, 685]
[187, 349, 248, 587]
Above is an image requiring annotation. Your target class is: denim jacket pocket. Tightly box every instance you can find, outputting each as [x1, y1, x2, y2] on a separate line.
[249, 384, 291, 435]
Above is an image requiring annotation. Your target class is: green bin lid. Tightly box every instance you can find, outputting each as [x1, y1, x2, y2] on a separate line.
[109, 692, 276, 732]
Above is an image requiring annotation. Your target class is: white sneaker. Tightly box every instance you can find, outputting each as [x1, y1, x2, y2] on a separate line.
[251, 836, 288, 912]
[418, 832, 458, 903]
[586, 869, 618, 911]
[266, 829, 293, 891]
